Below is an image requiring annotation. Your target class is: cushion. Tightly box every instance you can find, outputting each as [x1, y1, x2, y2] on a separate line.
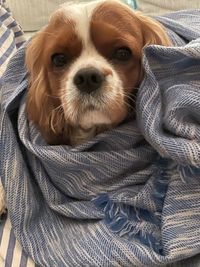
[6, 0, 137, 32]
[137, 0, 200, 16]
[6, 0, 68, 31]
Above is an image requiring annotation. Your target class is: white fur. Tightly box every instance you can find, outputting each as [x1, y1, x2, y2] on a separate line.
[80, 110, 112, 129]
[59, 1, 124, 128]
[61, 1, 101, 45]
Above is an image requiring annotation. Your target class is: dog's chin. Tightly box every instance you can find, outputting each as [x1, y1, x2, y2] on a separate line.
[62, 92, 127, 145]
[65, 109, 113, 146]
[79, 109, 112, 130]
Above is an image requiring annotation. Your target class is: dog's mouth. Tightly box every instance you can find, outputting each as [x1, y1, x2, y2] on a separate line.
[60, 87, 130, 146]
[62, 74, 129, 131]
[64, 92, 128, 130]
[63, 90, 112, 126]
[63, 103, 113, 146]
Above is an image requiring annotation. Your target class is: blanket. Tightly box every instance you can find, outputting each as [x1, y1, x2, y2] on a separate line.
[0, 0, 25, 79]
[0, 2, 33, 266]
[1, 10, 200, 267]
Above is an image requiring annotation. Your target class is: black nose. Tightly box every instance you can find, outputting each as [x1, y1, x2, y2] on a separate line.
[73, 68, 104, 93]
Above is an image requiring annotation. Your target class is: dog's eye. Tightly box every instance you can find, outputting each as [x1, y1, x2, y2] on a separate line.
[51, 53, 67, 67]
[112, 47, 132, 61]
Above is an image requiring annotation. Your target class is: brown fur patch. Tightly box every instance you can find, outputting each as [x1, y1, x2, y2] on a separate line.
[25, 11, 82, 144]
[91, 1, 171, 95]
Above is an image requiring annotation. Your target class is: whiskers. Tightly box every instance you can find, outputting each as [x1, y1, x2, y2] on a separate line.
[124, 86, 139, 114]
[47, 83, 138, 135]
[51, 103, 64, 113]
[112, 89, 137, 115]
[50, 103, 65, 134]
[124, 94, 136, 112]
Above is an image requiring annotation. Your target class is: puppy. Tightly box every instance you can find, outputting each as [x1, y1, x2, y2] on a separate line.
[0, 0, 171, 214]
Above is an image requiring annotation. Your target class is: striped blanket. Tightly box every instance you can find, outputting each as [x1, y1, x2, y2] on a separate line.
[0, 0, 25, 79]
[1, 6, 200, 267]
[0, 1, 35, 266]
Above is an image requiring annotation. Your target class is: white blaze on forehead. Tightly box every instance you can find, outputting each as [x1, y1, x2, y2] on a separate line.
[58, 1, 126, 129]
[60, 0, 105, 46]
[59, 0, 117, 79]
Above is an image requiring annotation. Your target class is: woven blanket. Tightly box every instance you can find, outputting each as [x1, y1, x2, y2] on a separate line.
[0, 1, 31, 266]
[0, 0, 25, 79]
[1, 10, 200, 267]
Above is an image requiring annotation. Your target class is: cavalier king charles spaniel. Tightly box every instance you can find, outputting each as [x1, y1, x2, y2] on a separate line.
[25, 0, 171, 146]
[0, 0, 171, 214]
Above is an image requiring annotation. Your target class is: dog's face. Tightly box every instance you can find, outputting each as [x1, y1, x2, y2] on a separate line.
[26, 0, 170, 145]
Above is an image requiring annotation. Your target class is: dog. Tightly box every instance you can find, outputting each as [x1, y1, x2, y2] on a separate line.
[25, 0, 171, 146]
[0, 0, 171, 214]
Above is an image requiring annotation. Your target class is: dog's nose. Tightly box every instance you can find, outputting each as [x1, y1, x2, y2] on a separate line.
[74, 68, 104, 93]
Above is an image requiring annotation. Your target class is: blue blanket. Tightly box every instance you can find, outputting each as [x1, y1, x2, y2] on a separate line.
[1, 10, 200, 267]
[0, 0, 25, 80]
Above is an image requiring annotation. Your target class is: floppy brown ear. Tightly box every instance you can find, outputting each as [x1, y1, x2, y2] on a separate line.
[25, 32, 65, 144]
[134, 11, 171, 46]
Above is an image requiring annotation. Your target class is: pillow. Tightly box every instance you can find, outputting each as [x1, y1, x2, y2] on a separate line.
[6, 0, 137, 32]
[137, 0, 200, 16]
[6, 0, 68, 32]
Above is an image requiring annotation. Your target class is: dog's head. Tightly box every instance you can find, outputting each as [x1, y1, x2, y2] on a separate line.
[26, 0, 171, 145]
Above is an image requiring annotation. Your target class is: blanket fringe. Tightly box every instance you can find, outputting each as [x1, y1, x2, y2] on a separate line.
[93, 158, 169, 253]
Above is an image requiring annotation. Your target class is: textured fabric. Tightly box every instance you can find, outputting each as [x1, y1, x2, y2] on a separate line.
[0, 0, 25, 78]
[1, 9, 200, 267]
[0, 215, 37, 267]
[137, 0, 200, 16]
[0, 1, 33, 266]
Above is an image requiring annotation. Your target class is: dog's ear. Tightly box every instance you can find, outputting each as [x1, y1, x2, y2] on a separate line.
[134, 11, 171, 46]
[25, 32, 65, 144]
